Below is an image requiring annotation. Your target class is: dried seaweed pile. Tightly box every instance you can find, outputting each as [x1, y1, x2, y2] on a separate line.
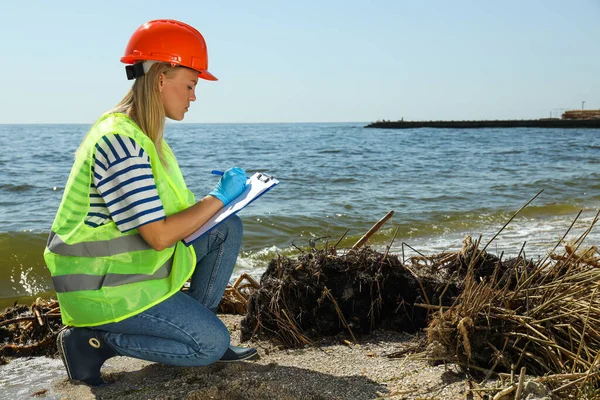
[0, 298, 63, 362]
[406, 236, 532, 292]
[239, 235, 534, 348]
[427, 234, 600, 394]
[240, 245, 458, 346]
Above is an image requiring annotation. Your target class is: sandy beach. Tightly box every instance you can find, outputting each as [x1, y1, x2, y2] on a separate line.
[24, 314, 549, 400]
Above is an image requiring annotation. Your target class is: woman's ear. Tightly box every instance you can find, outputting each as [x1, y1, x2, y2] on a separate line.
[159, 73, 165, 92]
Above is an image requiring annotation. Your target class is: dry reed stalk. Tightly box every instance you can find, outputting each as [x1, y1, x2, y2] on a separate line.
[218, 272, 260, 314]
[330, 229, 350, 251]
[471, 190, 543, 268]
[426, 213, 600, 396]
[322, 287, 357, 342]
[351, 210, 394, 250]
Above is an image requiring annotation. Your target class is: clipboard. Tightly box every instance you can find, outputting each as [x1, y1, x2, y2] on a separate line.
[183, 172, 279, 246]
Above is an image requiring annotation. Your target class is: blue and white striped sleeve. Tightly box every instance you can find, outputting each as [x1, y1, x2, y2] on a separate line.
[93, 134, 165, 233]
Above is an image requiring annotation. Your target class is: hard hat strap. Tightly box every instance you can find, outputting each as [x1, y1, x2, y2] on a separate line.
[125, 63, 145, 80]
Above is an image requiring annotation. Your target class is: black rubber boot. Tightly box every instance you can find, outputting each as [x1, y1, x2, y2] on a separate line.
[218, 344, 259, 362]
[56, 327, 117, 386]
[210, 308, 259, 362]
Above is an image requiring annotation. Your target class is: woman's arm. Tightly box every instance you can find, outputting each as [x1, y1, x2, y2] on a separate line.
[138, 195, 223, 251]
[89, 134, 245, 251]
[138, 167, 247, 251]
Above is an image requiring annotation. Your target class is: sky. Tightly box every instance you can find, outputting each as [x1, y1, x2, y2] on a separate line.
[1, 0, 598, 123]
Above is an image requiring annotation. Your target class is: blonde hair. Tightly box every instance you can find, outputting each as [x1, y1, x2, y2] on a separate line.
[107, 62, 180, 166]
[78, 62, 180, 166]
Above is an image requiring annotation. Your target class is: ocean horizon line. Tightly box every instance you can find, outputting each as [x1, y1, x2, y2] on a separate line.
[0, 120, 370, 126]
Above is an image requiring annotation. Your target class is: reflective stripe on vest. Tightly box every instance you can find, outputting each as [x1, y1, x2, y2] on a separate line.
[52, 255, 174, 293]
[47, 231, 158, 257]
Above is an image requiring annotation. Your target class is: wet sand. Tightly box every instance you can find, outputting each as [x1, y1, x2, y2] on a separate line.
[37, 315, 485, 400]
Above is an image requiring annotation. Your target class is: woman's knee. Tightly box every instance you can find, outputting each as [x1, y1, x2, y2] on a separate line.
[224, 214, 243, 237]
[190, 321, 230, 365]
[219, 214, 243, 246]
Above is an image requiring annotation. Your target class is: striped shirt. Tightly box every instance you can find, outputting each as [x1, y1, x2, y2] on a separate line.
[85, 134, 166, 232]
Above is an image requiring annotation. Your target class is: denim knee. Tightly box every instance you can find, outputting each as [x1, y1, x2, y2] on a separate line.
[223, 214, 243, 239]
[190, 322, 230, 365]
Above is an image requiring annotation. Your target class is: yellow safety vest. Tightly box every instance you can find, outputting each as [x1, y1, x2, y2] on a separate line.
[44, 113, 196, 327]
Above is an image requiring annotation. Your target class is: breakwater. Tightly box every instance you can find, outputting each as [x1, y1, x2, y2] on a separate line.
[366, 119, 600, 129]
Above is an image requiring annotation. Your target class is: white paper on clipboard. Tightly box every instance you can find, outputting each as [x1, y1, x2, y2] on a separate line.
[183, 172, 278, 246]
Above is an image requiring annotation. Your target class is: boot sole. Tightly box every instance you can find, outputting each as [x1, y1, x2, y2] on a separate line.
[57, 329, 74, 380]
[217, 350, 260, 363]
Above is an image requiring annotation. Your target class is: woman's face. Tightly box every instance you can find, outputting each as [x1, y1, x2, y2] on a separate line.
[160, 68, 198, 121]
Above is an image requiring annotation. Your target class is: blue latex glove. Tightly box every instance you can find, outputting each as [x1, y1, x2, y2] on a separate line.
[209, 167, 247, 206]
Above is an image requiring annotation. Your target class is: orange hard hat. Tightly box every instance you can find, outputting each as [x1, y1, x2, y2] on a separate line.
[121, 19, 217, 81]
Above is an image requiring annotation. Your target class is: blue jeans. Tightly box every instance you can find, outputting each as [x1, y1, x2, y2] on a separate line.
[92, 215, 243, 366]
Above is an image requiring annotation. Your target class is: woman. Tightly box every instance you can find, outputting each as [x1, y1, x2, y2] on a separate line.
[44, 19, 257, 387]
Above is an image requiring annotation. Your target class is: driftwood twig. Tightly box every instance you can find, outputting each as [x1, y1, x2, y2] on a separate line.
[352, 210, 394, 250]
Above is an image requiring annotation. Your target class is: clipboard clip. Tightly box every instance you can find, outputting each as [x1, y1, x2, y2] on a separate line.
[256, 173, 274, 183]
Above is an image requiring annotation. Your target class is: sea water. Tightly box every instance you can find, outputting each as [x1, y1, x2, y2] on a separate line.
[1, 122, 600, 397]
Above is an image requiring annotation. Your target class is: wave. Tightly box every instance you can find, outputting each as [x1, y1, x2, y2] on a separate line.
[517, 203, 583, 217]
[0, 201, 591, 257]
[318, 149, 342, 154]
[0, 183, 36, 192]
[234, 207, 597, 266]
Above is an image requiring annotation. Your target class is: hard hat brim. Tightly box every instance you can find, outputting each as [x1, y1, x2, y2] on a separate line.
[199, 70, 218, 81]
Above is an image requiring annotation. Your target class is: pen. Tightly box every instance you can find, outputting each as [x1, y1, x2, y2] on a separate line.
[211, 170, 257, 180]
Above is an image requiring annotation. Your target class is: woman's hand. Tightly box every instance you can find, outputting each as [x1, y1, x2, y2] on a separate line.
[208, 167, 247, 206]
[138, 167, 247, 251]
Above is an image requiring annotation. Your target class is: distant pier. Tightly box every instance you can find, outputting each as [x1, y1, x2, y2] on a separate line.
[365, 119, 600, 129]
